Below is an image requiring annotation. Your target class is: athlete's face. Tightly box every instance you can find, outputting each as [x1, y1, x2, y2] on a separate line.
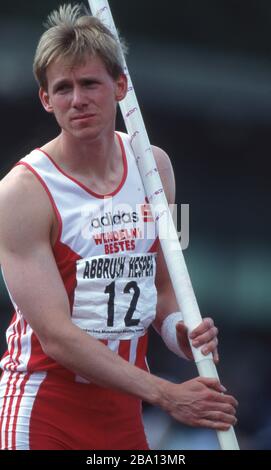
[39, 55, 127, 141]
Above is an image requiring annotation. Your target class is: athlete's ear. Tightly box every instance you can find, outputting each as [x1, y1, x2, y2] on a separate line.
[115, 73, 128, 102]
[39, 87, 54, 114]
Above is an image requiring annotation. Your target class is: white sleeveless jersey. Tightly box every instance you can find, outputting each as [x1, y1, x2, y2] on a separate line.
[1, 132, 158, 374]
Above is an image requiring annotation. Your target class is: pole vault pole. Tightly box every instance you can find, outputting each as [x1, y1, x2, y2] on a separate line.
[87, 0, 239, 450]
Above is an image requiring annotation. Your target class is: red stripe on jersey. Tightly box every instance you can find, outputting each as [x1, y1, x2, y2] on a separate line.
[36, 132, 128, 199]
[22, 317, 28, 335]
[5, 313, 19, 371]
[53, 240, 82, 312]
[12, 316, 22, 371]
[16, 162, 62, 246]
[148, 236, 159, 253]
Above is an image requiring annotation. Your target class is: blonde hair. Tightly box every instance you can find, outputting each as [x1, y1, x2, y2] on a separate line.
[33, 3, 126, 89]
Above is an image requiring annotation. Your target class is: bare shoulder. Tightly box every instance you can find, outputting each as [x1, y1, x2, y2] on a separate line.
[151, 145, 176, 204]
[0, 165, 54, 252]
[151, 145, 172, 170]
[1, 164, 38, 197]
[0, 164, 51, 217]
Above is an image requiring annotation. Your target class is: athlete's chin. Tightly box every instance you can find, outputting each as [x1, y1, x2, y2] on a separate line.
[68, 126, 102, 140]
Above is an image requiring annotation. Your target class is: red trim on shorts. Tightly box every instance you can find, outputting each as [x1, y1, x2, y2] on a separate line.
[118, 339, 131, 362]
[11, 372, 31, 449]
[5, 372, 20, 448]
[28, 370, 148, 450]
[0, 373, 13, 448]
[135, 334, 149, 371]
[1, 371, 19, 449]
[0, 372, 32, 449]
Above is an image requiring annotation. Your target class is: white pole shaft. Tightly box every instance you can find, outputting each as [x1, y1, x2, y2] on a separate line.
[88, 0, 239, 450]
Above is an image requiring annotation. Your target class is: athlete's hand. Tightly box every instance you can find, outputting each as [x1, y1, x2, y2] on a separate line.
[176, 317, 219, 363]
[163, 377, 238, 430]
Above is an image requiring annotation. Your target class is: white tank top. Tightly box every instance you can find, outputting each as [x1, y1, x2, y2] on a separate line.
[1, 132, 158, 374]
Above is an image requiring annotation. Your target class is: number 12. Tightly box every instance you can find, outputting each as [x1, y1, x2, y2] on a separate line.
[104, 281, 140, 327]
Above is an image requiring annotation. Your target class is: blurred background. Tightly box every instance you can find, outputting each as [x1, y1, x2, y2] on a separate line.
[0, 0, 270, 450]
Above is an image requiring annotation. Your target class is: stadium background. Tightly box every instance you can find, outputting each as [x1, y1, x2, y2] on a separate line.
[0, 0, 270, 449]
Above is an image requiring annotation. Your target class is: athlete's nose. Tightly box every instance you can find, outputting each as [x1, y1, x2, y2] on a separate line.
[71, 85, 88, 109]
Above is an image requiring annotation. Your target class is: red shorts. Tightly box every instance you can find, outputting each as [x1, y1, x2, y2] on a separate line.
[0, 370, 149, 450]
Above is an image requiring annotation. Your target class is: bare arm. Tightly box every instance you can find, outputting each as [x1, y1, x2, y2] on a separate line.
[0, 165, 236, 429]
[151, 145, 179, 328]
[152, 146, 219, 361]
[0, 166, 164, 402]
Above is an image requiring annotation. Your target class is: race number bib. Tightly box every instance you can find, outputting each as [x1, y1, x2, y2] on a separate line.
[72, 253, 157, 340]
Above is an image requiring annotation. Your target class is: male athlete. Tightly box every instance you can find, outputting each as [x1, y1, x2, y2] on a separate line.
[0, 4, 237, 449]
